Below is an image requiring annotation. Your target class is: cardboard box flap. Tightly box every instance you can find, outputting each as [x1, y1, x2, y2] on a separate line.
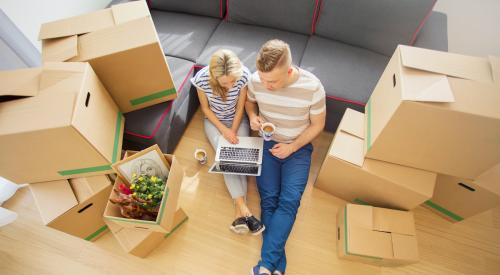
[489, 56, 500, 85]
[372, 207, 416, 236]
[70, 175, 111, 203]
[348, 226, 394, 259]
[330, 131, 364, 167]
[0, 68, 41, 98]
[399, 45, 494, 83]
[346, 204, 373, 229]
[39, 8, 115, 40]
[39, 62, 86, 90]
[42, 35, 78, 62]
[476, 163, 500, 195]
[30, 180, 78, 224]
[391, 233, 419, 261]
[339, 108, 365, 139]
[400, 68, 455, 102]
[111, 0, 150, 25]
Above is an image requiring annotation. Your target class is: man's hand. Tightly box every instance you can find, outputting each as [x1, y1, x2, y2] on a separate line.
[222, 128, 239, 144]
[269, 143, 296, 159]
[249, 115, 264, 131]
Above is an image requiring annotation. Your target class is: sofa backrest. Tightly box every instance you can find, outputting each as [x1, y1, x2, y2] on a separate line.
[315, 0, 436, 56]
[149, 0, 225, 18]
[227, 0, 319, 35]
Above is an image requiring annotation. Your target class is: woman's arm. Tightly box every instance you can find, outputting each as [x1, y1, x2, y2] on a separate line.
[231, 86, 247, 133]
[196, 88, 238, 143]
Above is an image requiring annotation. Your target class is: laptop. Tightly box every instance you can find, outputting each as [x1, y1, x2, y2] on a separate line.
[209, 137, 263, 176]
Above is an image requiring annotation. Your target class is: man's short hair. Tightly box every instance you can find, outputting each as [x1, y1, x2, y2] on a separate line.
[256, 39, 292, 72]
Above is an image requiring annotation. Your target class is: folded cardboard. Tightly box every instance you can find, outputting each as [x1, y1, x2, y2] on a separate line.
[315, 109, 436, 210]
[424, 163, 500, 222]
[0, 62, 124, 184]
[39, 0, 176, 113]
[30, 175, 113, 241]
[337, 203, 419, 266]
[106, 208, 188, 258]
[365, 45, 500, 179]
[104, 147, 183, 233]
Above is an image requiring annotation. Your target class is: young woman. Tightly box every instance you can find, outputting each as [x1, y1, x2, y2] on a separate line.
[191, 49, 265, 235]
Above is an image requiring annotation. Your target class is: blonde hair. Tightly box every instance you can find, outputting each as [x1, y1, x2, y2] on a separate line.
[256, 39, 292, 72]
[209, 49, 243, 101]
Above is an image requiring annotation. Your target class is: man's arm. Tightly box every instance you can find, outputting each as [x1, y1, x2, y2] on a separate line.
[245, 98, 263, 131]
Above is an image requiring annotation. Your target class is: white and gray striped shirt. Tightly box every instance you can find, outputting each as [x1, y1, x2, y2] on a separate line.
[191, 66, 250, 122]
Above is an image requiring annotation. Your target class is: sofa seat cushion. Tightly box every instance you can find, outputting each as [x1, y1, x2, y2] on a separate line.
[197, 21, 309, 71]
[151, 10, 221, 61]
[124, 56, 195, 138]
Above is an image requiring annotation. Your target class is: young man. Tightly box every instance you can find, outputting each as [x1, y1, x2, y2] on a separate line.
[246, 40, 326, 275]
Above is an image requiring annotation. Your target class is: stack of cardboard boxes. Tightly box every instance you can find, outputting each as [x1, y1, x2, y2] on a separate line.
[316, 45, 500, 265]
[0, 1, 187, 256]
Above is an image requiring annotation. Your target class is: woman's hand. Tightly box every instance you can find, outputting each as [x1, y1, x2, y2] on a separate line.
[222, 128, 239, 144]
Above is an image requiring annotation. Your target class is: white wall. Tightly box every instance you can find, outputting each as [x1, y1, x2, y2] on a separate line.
[0, 0, 112, 52]
[434, 0, 500, 57]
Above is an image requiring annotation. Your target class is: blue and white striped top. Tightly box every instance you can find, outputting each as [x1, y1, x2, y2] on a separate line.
[190, 65, 251, 122]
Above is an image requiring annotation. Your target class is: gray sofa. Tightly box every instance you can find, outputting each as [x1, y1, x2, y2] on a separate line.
[114, 0, 448, 151]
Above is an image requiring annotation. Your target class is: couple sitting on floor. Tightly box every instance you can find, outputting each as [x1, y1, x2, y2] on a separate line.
[191, 39, 326, 275]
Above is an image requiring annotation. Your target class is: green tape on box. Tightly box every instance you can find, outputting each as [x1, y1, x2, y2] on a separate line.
[129, 88, 177, 106]
[344, 206, 383, 260]
[353, 198, 369, 205]
[164, 216, 189, 239]
[366, 99, 372, 151]
[424, 200, 464, 222]
[58, 112, 122, 176]
[84, 225, 108, 241]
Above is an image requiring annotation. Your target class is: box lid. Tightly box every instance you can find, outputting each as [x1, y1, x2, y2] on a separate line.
[372, 207, 416, 236]
[0, 68, 41, 98]
[391, 233, 419, 261]
[330, 109, 365, 167]
[348, 226, 394, 259]
[69, 175, 111, 203]
[30, 180, 78, 224]
[475, 163, 500, 195]
[0, 62, 87, 136]
[38, 1, 149, 40]
[397, 45, 499, 103]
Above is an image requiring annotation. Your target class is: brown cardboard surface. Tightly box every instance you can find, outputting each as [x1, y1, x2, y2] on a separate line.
[30, 175, 112, 241]
[0, 62, 123, 183]
[372, 208, 416, 236]
[489, 56, 500, 85]
[316, 109, 436, 210]
[107, 208, 188, 258]
[104, 148, 183, 233]
[425, 166, 500, 222]
[0, 68, 41, 97]
[40, 0, 176, 113]
[366, 45, 500, 179]
[337, 204, 418, 266]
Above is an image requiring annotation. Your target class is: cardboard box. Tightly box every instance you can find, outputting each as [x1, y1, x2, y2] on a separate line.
[39, 0, 176, 113]
[424, 163, 500, 222]
[106, 208, 188, 258]
[104, 147, 183, 233]
[0, 62, 124, 184]
[365, 45, 500, 179]
[315, 109, 436, 210]
[30, 175, 113, 241]
[337, 204, 419, 266]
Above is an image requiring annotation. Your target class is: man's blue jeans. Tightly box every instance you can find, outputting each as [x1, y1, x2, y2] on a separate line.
[257, 140, 313, 273]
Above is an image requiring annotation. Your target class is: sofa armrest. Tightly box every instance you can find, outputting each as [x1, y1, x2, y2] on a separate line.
[413, 11, 448, 52]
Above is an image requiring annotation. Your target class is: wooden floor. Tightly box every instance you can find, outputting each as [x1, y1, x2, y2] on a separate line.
[1, 109, 500, 275]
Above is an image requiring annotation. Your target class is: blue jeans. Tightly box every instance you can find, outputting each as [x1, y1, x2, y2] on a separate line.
[257, 140, 313, 273]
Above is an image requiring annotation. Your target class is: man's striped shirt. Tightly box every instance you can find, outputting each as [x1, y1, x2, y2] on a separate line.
[248, 67, 326, 143]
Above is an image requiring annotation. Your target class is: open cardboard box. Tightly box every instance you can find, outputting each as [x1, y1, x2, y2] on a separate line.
[365, 45, 500, 179]
[105, 208, 188, 258]
[315, 109, 436, 210]
[39, 0, 176, 113]
[0, 62, 124, 184]
[104, 146, 184, 233]
[30, 175, 113, 241]
[424, 163, 500, 222]
[337, 203, 419, 266]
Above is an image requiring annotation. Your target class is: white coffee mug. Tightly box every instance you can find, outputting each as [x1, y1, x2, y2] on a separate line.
[260, 122, 276, 141]
[194, 149, 208, 165]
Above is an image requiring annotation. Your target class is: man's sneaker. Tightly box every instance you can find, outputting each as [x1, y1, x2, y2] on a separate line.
[251, 265, 270, 275]
[230, 217, 249, 234]
[246, 215, 265, 235]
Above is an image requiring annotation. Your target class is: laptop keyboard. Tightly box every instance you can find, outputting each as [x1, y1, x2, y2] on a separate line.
[214, 162, 259, 175]
[219, 147, 260, 162]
